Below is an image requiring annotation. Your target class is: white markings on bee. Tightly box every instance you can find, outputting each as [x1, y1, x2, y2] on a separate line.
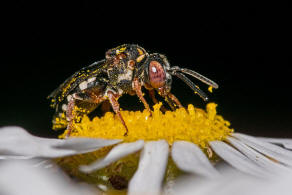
[152, 66, 157, 73]
[58, 113, 64, 117]
[62, 104, 68, 111]
[87, 77, 96, 83]
[117, 69, 133, 82]
[67, 95, 72, 102]
[79, 81, 88, 90]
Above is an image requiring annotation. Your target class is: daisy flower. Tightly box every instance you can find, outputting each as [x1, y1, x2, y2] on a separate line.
[1, 103, 292, 195]
[56, 102, 292, 194]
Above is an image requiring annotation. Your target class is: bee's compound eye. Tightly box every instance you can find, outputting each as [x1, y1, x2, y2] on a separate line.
[149, 61, 166, 88]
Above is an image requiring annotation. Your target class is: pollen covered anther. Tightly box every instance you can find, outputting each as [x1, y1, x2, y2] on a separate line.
[61, 103, 233, 148]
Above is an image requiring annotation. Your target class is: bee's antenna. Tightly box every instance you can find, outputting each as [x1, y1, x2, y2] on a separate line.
[170, 66, 219, 89]
[170, 71, 209, 101]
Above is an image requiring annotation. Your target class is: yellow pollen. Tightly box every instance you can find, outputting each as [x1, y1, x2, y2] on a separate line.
[116, 47, 127, 54]
[61, 103, 233, 148]
[56, 103, 233, 190]
[208, 86, 213, 93]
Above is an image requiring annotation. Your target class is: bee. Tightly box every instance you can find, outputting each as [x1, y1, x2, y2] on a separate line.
[48, 44, 218, 137]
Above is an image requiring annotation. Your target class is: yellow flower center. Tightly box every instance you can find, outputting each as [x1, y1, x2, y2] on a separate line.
[61, 103, 233, 148]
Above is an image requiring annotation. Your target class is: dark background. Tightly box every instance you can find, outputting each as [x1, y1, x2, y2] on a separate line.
[1, 2, 291, 138]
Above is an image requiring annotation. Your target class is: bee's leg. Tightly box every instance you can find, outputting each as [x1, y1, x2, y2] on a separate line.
[65, 97, 76, 138]
[149, 89, 169, 112]
[149, 89, 159, 104]
[133, 78, 152, 117]
[157, 88, 183, 110]
[167, 92, 183, 108]
[101, 100, 111, 113]
[164, 96, 176, 111]
[65, 91, 107, 138]
[107, 91, 129, 136]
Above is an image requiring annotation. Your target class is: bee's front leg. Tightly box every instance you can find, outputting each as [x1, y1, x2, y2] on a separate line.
[133, 78, 152, 117]
[148, 89, 158, 104]
[167, 92, 183, 108]
[164, 96, 176, 111]
[158, 88, 183, 109]
[148, 89, 168, 112]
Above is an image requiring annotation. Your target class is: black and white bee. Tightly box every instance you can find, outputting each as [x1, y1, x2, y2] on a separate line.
[48, 44, 218, 137]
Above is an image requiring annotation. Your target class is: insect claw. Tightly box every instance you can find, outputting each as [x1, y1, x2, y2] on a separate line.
[148, 111, 152, 118]
[124, 131, 128, 137]
[121, 119, 129, 136]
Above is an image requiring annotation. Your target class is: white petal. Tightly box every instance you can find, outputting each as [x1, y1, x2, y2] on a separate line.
[54, 137, 122, 153]
[209, 141, 267, 176]
[0, 155, 30, 160]
[172, 165, 292, 195]
[0, 126, 72, 158]
[258, 137, 292, 150]
[128, 140, 169, 195]
[282, 143, 292, 150]
[172, 141, 220, 178]
[80, 140, 144, 173]
[227, 137, 289, 173]
[0, 126, 121, 159]
[233, 133, 292, 166]
[0, 160, 97, 195]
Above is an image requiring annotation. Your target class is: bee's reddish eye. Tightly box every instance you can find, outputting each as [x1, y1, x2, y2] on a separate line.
[149, 61, 166, 88]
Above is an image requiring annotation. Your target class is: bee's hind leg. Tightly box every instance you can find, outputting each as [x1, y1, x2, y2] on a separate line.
[65, 91, 107, 138]
[65, 97, 76, 138]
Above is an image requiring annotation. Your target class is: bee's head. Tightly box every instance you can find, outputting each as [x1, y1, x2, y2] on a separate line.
[138, 53, 219, 101]
[141, 54, 172, 92]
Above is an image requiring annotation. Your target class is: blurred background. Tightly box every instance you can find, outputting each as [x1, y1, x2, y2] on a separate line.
[1, 2, 290, 138]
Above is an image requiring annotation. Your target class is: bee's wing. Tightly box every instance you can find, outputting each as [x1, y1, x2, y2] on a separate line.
[48, 59, 107, 107]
